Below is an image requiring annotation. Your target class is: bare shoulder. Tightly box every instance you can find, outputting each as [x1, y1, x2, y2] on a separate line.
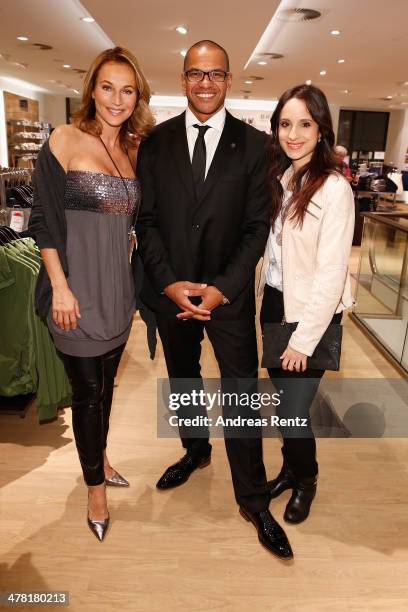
[49, 124, 83, 170]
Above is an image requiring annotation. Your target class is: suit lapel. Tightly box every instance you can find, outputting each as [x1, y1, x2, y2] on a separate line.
[195, 111, 241, 208]
[170, 111, 196, 202]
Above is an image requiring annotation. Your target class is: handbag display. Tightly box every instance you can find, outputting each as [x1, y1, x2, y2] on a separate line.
[261, 320, 343, 371]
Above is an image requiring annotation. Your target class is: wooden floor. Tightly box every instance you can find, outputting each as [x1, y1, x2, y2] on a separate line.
[1, 248, 408, 611]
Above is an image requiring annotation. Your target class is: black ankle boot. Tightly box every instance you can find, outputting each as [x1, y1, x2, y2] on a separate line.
[284, 477, 317, 524]
[268, 464, 296, 499]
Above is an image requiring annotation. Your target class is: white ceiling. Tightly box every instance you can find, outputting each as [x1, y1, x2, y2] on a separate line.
[1, 0, 408, 110]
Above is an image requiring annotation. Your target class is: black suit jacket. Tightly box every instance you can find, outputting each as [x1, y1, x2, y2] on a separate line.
[136, 110, 270, 320]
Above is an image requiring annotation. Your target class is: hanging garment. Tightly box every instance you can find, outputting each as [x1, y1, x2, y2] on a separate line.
[0, 238, 71, 421]
[388, 172, 403, 195]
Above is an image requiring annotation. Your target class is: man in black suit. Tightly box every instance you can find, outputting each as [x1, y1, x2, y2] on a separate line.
[137, 40, 292, 559]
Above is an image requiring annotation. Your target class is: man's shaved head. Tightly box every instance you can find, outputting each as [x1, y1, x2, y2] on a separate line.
[183, 40, 230, 71]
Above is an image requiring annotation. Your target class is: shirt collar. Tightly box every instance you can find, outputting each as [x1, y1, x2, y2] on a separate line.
[185, 106, 226, 132]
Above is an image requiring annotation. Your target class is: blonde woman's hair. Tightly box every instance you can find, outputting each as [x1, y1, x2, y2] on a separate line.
[73, 46, 155, 148]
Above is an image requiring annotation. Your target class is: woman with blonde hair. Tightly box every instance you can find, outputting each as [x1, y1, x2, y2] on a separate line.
[29, 47, 154, 541]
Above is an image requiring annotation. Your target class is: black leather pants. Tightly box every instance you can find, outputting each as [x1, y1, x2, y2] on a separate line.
[58, 344, 126, 486]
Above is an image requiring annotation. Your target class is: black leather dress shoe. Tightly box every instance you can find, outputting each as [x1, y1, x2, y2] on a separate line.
[156, 452, 211, 490]
[284, 477, 317, 524]
[268, 464, 296, 499]
[239, 507, 293, 560]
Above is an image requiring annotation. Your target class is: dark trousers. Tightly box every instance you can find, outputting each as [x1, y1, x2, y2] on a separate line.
[260, 285, 341, 479]
[157, 314, 270, 512]
[59, 343, 125, 486]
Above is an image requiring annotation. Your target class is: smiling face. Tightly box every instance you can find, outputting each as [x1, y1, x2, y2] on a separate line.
[92, 60, 138, 129]
[278, 97, 321, 171]
[181, 45, 232, 122]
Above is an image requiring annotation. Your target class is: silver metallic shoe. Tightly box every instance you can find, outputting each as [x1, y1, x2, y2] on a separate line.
[87, 514, 110, 542]
[105, 469, 130, 487]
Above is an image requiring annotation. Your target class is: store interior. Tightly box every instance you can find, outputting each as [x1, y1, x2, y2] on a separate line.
[1, 1, 408, 611]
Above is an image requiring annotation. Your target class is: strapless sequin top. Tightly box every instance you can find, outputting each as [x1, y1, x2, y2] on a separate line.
[48, 170, 141, 357]
[65, 170, 140, 216]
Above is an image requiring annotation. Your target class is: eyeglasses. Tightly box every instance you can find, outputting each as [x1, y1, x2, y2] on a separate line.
[184, 69, 230, 83]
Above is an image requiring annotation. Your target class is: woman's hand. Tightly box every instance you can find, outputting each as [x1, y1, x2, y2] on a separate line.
[280, 345, 307, 372]
[52, 286, 81, 331]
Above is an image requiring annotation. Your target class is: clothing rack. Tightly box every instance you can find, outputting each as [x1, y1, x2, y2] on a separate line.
[0, 168, 33, 211]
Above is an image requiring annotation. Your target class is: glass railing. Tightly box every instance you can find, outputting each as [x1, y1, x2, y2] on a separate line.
[353, 212, 408, 373]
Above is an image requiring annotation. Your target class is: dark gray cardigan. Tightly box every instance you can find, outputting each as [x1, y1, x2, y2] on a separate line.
[28, 140, 68, 320]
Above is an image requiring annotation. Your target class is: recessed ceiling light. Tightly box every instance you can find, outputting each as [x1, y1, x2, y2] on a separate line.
[342, 89, 350, 94]
[71, 88, 80, 94]
[331, 29, 340, 36]
[320, 70, 327, 76]
[175, 26, 188, 35]
[245, 80, 253, 84]
[17, 36, 29, 41]
[180, 50, 187, 57]
[257, 61, 267, 65]
[337, 59, 345, 64]
[62, 64, 71, 68]
[386, 95, 393, 99]
[81, 17, 95, 23]
[306, 80, 312, 85]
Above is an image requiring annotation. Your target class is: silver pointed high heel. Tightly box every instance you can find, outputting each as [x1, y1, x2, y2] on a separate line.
[87, 486, 109, 541]
[87, 514, 110, 541]
[105, 469, 130, 487]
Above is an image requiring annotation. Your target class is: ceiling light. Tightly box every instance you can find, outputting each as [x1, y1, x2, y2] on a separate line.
[17, 36, 29, 41]
[180, 50, 187, 57]
[245, 80, 253, 84]
[81, 17, 95, 23]
[257, 61, 267, 65]
[259, 53, 284, 60]
[320, 70, 327, 76]
[62, 64, 71, 68]
[278, 8, 321, 22]
[306, 80, 312, 85]
[342, 89, 350, 94]
[71, 89, 80, 94]
[386, 95, 393, 99]
[337, 59, 345, 64]
[175, 26, 188, 35]
[331, 30, 340, 36]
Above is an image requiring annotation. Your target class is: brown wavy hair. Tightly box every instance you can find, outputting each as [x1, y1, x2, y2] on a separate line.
[73, 46, 155, 148]
[269, 84, 339, 228]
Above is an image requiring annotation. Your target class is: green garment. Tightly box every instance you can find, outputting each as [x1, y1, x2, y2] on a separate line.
[0, 240, 71, 421]
[0, 246, 37, 396]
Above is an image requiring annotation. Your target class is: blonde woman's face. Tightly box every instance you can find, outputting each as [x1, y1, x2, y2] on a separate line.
[92, 61, 138, 128]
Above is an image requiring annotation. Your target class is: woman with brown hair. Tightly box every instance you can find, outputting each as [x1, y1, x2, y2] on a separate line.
[259, 84, 354, 524]
[29, 47, 154, 541]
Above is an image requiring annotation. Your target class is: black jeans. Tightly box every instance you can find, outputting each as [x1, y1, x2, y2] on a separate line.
[58, 343, 126, 486]
[260, 285, 342, 479]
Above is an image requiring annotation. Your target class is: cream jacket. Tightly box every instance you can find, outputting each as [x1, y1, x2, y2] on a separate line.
[258, 167, 355, 357]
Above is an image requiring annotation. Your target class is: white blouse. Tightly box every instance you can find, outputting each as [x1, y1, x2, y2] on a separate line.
[265, 189, 292, 292]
